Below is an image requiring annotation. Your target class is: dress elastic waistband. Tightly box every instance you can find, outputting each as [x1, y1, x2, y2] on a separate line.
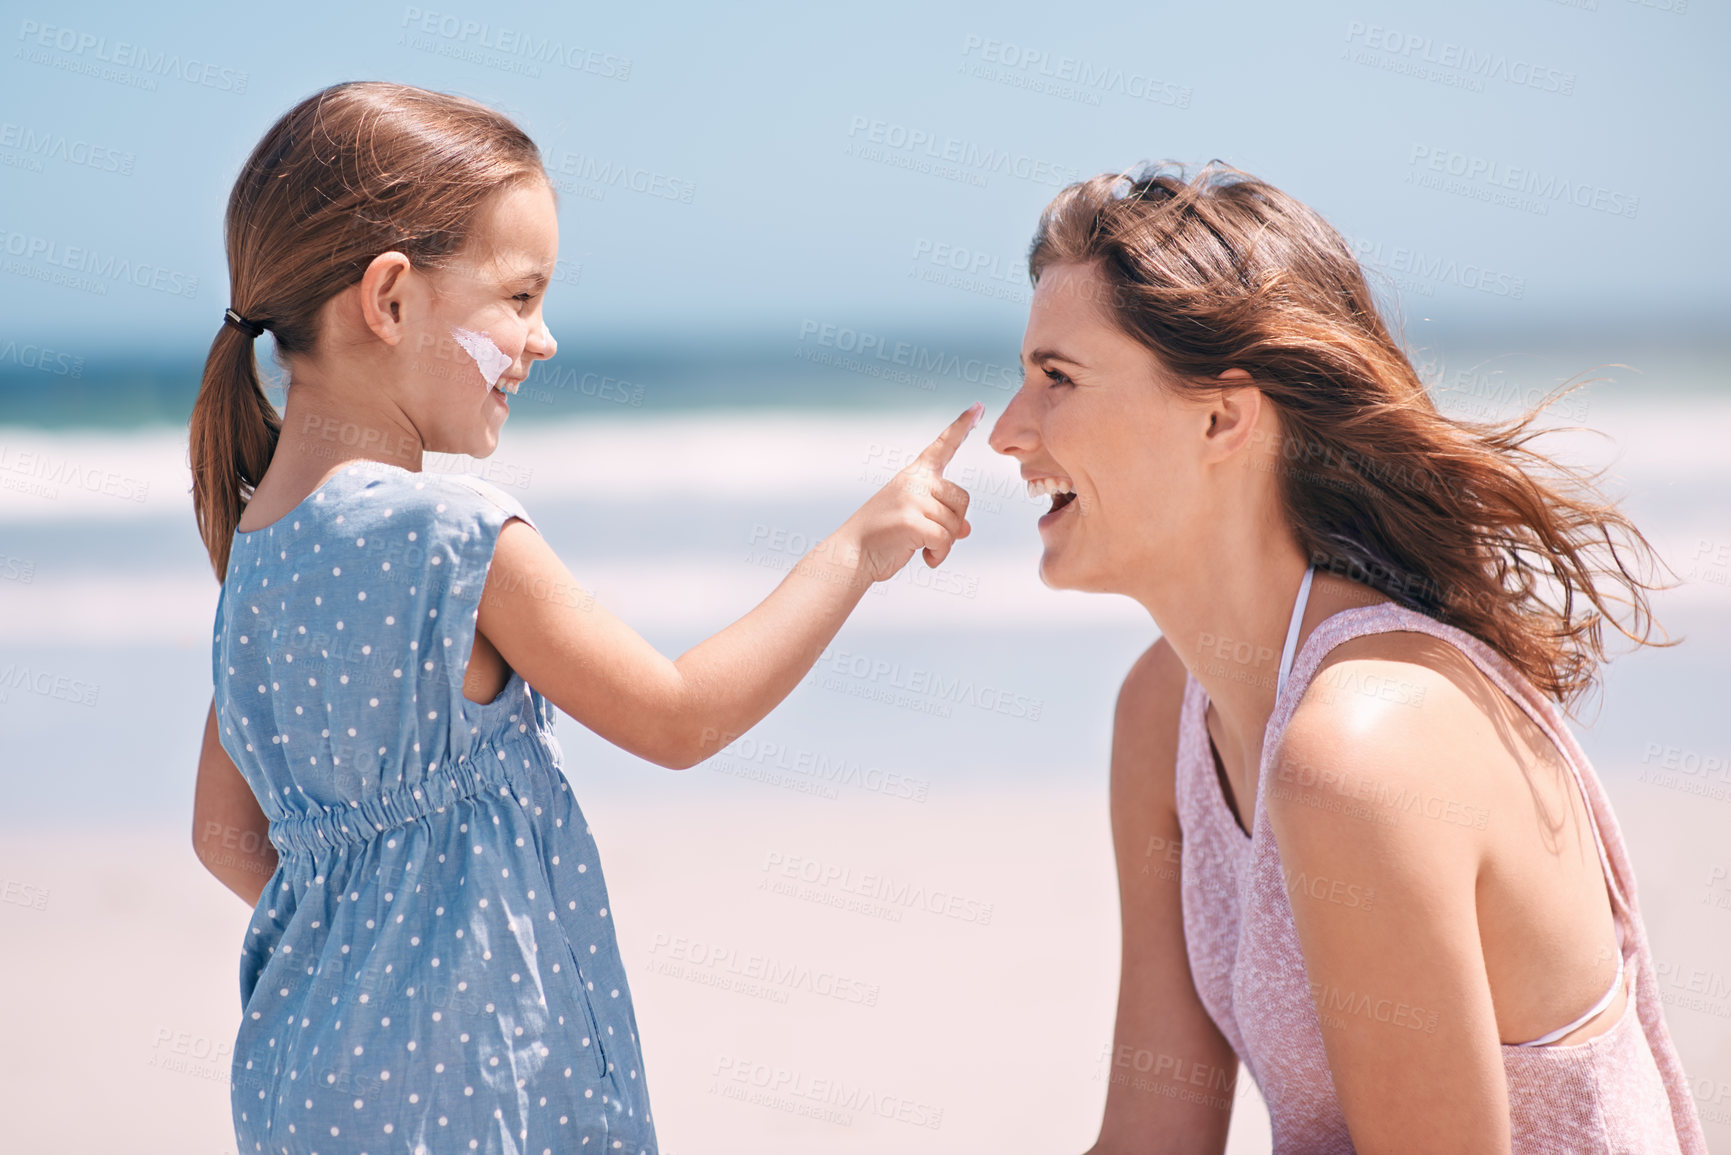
[267, 736, 542, 855]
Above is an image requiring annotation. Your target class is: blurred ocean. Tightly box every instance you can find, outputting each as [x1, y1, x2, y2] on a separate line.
[3, 343, 1730, 842]
[2, 342, 1728, 814]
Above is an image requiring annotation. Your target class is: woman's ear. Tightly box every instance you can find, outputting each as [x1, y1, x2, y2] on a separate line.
[1200, 368, 1264, 460]
[357, 251, 414, 345]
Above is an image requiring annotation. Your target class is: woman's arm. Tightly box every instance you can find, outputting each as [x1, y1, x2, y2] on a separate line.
[476, 406, 978, 769]
[1087, 637, 1240, 1155]
[191, 696, 278, 905]
[1267, 653, 1510, 1154]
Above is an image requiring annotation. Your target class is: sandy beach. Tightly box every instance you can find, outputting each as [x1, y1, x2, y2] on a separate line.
[4, 769, 1728, 1152]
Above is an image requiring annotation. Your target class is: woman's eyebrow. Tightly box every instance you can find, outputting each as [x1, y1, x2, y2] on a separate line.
[1022, 347, 1085, 368]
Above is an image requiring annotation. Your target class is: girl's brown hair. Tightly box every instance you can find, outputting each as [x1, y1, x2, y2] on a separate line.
[190, 81, 548, 580]
[1030, 160, 1674, 712]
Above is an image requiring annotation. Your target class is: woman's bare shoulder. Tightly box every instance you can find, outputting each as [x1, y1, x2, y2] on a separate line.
[1273, 628, 1524, 847]
[1298, 628, 1551, 767]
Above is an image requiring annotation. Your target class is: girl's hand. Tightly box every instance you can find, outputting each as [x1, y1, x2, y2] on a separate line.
[833, 402, 982, 583]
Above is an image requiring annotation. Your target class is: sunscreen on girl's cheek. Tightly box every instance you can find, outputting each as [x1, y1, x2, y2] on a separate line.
[450, 326, 513, 388]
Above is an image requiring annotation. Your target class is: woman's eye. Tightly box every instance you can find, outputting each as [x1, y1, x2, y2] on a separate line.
[1044, 367, 1072, 387]
[513, 292, 535, 303]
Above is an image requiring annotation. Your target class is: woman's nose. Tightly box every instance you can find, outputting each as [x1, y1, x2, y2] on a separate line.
[988, 386, 1038, 458]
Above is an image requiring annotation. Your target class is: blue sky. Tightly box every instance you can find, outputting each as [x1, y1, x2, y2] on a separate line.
[1, 0, 1724, 356]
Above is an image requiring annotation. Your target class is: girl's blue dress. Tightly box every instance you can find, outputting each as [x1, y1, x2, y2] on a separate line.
[212, 460, 657, 1154]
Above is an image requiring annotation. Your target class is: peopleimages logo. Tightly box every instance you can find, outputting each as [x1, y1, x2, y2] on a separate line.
[0, 663, 100, 707]
[1347, 235, 1525, 300]
[761, 851, 995, 926]
[0, 228, 199, 298]
[1342, 20, 1576, 96]
[703, 727, 933, 803]
[0, 122, 135, 175]
[646, 934, 882, 1007]
[845, 115, 1080, 188]
[911, 238, 1018, 278]
[909, 239, 1029, 302]
[540, 146, 695, 204]
[957, 35, 1193, 109]
[795, 320, 1020, 392]
[711, 1056, 944, 1130]
[0, 444, 149, 502]
[0, 339, 83, 377]
[1408, 145, 1639, 220]
[15, 20, 249, 92]
[398, 8, 631, 79]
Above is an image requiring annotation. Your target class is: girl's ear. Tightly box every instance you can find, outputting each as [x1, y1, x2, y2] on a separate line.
[358, 251, 414, 345]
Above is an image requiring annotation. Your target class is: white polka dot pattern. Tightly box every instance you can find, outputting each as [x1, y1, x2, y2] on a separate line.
[214, 462, 657, 1154]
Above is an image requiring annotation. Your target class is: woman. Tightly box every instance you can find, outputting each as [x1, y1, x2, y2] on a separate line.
[987, 162, 1706, 1153]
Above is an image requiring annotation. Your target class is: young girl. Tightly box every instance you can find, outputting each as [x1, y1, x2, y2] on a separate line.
[188, 81, 979, 1155]
[989, 161, 1707, 1152]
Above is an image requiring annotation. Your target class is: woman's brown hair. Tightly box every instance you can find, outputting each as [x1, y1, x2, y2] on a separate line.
[1029, 160, 1675, 712]
[189, 81, 548, 580]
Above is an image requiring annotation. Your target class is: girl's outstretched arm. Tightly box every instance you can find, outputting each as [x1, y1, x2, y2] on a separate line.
[477, 404, 983, 770]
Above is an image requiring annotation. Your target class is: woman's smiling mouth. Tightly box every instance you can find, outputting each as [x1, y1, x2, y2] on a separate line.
[1027, 475, 1079, 525]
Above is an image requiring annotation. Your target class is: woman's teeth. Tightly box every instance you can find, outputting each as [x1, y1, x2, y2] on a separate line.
[493, 380, 520, 395]
[1027, 476, 1077, 512]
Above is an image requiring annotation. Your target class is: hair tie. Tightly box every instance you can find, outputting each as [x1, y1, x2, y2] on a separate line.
[223, 307, 266, 339]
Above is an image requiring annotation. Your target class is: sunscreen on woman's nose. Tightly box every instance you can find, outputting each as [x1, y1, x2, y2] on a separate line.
[451, 326, 513, 388]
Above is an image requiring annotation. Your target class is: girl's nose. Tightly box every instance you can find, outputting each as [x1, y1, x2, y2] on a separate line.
[529, 319, 556, 360]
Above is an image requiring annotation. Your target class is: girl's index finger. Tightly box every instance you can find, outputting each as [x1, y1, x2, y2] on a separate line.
[915, 402, 985, 475]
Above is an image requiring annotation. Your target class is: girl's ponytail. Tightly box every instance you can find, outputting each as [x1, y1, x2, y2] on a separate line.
[191, 316, 281, 580]
[189, 80, 549, 581]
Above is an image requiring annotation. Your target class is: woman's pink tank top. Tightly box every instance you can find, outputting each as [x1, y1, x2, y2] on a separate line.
[1174, 600, 1708, 1153]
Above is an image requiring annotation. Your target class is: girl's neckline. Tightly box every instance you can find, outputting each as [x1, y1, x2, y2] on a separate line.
[233, 459, 420, 539]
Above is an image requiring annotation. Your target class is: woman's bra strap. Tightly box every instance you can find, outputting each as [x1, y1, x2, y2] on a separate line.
[1510, 935, 1626, 1047]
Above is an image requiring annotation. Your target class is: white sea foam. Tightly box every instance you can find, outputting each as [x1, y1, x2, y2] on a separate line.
[1, 398, 1727, 645]
[0, 409, 1019, 520]
[2, 393, 1727, 522]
